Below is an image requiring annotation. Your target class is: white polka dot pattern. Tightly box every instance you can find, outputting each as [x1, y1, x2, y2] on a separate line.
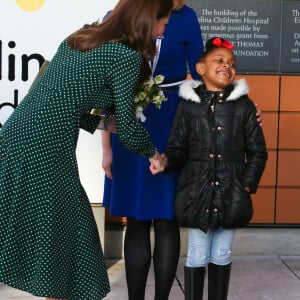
[0, 39, 154, 299]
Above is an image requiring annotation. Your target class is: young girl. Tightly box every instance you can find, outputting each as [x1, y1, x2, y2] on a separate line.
[150, 37, 268, 300]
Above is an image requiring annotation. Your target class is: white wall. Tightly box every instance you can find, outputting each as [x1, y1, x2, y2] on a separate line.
[0, 0, 118, 203]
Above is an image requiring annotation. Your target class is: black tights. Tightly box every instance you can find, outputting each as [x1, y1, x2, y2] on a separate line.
[124, 218, 180, 300]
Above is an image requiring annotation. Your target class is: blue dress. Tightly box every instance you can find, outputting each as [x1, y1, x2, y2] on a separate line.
[103, 5, 204, 220]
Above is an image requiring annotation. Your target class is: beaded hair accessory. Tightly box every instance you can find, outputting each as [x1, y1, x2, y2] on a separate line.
[212, 37, 234, 50]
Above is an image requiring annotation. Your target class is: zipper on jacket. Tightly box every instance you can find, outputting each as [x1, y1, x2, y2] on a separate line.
[208, 94, 217, 221]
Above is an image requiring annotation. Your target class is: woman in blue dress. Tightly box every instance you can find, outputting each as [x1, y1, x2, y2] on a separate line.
[102, 1, 204, 299]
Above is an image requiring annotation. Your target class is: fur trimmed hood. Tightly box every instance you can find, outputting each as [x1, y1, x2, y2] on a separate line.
[178, 78, 249, 103]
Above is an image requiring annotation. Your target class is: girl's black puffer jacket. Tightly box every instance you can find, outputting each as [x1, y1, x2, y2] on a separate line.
[165, 79, 268, 233]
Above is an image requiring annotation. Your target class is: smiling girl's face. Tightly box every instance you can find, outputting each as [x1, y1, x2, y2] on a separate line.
[196, 47, 236, 91]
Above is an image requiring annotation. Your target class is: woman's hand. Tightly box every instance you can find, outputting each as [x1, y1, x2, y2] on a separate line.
[255, 103, 263, 127]
[149, 151, 167, 175]
[244, 186, 251, 193]
[102, 148, 113, 179]
[101, 131, 113, 179]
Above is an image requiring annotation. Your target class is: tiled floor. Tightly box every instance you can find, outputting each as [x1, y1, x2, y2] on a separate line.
[1, 255, 300, 300]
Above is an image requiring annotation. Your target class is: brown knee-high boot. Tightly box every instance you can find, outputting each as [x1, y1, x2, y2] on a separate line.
[184, 266, 205, 300]
[208, 263, 231, 300]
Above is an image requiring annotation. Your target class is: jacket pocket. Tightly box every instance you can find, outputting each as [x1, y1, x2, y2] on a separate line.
[223, 180, 253, 228]
[175, 179, 209, 230]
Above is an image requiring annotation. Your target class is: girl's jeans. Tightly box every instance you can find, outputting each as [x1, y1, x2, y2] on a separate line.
[186, 227, 236, 267]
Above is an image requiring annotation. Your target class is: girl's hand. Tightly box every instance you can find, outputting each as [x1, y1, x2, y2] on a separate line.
[149, 151, 167, 175]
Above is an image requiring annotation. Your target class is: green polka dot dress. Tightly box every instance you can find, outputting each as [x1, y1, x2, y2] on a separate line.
[0, 39, 155, 299]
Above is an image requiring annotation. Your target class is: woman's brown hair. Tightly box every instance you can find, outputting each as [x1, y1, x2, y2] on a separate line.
[67, 0, 173, 60]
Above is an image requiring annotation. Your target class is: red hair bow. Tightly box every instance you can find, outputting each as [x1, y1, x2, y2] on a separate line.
[212, 37, 234, 50]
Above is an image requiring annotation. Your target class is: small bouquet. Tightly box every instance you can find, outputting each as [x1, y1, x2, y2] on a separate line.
[91, 75, 167, 123]
[134, 75, 167, 122]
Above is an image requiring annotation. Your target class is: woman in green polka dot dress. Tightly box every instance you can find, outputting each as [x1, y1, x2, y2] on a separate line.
[0, 0, 173, 299]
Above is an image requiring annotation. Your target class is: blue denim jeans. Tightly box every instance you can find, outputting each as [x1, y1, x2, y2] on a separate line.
[186, 227, 236, 267]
